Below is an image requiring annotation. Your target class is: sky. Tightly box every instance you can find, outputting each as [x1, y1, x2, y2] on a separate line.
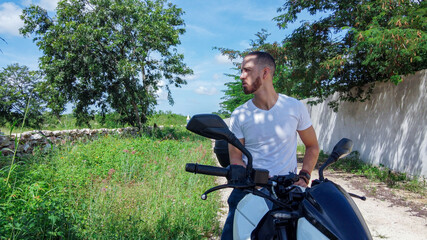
[0, 0, 318, 117]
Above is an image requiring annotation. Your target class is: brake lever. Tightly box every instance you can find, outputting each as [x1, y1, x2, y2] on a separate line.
[201, 184, 229, 200]
[200, 183, 256, 200]
[349, 192, 366, 201]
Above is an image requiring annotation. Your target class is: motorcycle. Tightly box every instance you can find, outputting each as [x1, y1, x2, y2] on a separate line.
[185, 114, 372, 240]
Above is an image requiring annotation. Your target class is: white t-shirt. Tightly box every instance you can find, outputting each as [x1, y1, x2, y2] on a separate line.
[229, 94, 312, 176]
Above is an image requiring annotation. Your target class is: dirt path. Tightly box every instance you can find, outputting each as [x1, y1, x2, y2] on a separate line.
[214, 165, 427, 240]
[320, 170, 427, 240]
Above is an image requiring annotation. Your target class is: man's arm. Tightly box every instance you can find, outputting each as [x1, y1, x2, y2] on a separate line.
[295, 126, 320, 187]
[228, 138, 246, 167]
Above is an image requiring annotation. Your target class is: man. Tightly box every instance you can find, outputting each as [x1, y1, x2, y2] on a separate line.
[221, 51, 319, 239]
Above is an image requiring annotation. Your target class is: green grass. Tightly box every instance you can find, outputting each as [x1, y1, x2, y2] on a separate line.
[0, 127, 222, 239]
[296, 144, 306, 155]
[1, 112, 189, 134]
[318, 150, 426, 196]
[146, 111, 187, 127]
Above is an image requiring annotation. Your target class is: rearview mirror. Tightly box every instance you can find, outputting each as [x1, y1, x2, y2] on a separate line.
[186, 114, 231, 140]
[319, 138, 353, 181]
[332, 138, 353, 159]
[186, 114, 254, 173]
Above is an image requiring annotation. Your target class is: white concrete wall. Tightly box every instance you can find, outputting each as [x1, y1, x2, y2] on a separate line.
[302, 69, 427, 178]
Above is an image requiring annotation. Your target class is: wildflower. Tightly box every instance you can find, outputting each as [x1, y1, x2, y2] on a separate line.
[123, 149, 129, 153]
[131, 150, 136, 154]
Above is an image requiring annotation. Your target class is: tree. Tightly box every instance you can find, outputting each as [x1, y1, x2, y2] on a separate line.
[274, 0, 427, 110]
[219, 0, 426, 113]
[0, 64, 45, 128]
[20, 0, 192, 128]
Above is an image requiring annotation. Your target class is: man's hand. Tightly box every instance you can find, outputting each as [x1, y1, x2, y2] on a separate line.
[294, 178, 308, 188]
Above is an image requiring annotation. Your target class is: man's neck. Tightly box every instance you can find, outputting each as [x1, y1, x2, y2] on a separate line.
[252, 89, 279, 111]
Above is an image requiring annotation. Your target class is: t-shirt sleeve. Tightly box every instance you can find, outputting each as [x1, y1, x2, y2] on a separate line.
[230, 111, 244, 139]
[297, 101, 312, 131]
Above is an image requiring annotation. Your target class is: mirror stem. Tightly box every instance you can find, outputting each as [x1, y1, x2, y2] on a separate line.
[230, 138, 253, 175]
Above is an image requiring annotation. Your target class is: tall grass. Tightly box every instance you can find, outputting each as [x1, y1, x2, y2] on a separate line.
[0, 127, 222, 239]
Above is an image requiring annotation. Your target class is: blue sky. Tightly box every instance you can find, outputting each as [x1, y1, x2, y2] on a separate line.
[0, 0, 316, 117]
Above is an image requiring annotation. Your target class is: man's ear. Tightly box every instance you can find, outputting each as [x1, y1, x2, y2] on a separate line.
[263, 67, 270, 79]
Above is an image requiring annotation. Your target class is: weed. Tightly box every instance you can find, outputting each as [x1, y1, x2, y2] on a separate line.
[1, 128, 222, 239]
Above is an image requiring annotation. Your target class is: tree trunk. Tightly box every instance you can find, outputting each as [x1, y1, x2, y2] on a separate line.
[131, 100, 143, 130]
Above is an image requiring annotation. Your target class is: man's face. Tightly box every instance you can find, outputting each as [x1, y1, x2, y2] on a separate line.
[240, 55, 262, 94]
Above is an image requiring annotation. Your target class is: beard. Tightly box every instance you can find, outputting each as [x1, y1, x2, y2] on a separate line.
[243, 76, 262, 94]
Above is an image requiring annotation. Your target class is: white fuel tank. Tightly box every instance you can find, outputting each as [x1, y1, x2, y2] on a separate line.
[233, 193, 270, 240]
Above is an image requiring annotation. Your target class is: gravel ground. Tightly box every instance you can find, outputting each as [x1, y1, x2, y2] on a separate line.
[322, 170, 427, 240]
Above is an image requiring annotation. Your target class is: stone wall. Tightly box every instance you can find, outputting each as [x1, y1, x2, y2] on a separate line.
[302, 69, 427, 178]
[0, 127, 139, 156]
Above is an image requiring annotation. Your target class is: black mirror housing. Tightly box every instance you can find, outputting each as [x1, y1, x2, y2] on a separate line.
[186, 114, 230, 140]
[186, 114, 254, 173]
[331, 138, 353, 159]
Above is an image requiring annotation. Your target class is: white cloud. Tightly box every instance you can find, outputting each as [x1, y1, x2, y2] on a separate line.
[0, 2, 24, 36]
[37, 0, 59, 11]
[156, 80, 168, 101]
[0, 0, 59, 37]
[195, 86, 218, 96]
[21, 0, 33, 7]
[213, 73, 221, 81]
[183, 72, 200, 81]
[240, 40, 251, 49]
[242, 9, 276, 22]
[186, 24, 215, 37]
[215, 3, 277, 22]
[215, 53, 233, 65]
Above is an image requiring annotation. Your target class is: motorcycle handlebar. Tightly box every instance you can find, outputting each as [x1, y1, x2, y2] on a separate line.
[185, 163, 229, 177]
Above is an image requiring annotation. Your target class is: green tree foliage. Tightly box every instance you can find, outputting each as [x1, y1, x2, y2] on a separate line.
[219, 0, 426, 113]
[274, 0, 427, 110]
[216, 30, 293, 113]
[20, 0, 192, 128]
[219, 73, 254, 114]
[0, 64, 45, 128]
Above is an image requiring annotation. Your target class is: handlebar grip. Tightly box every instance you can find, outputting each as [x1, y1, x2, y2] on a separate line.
[185, 163, 229, 177]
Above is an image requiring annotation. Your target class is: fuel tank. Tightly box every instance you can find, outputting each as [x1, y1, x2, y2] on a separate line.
[233, 193, 270, 240]
[301, 181, 372, 240]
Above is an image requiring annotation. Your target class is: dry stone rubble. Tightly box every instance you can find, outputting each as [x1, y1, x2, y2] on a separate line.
[0, 127, 140, 156]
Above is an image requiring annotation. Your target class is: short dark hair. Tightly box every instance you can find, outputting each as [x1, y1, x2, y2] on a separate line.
[245, 51, 276, 74]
